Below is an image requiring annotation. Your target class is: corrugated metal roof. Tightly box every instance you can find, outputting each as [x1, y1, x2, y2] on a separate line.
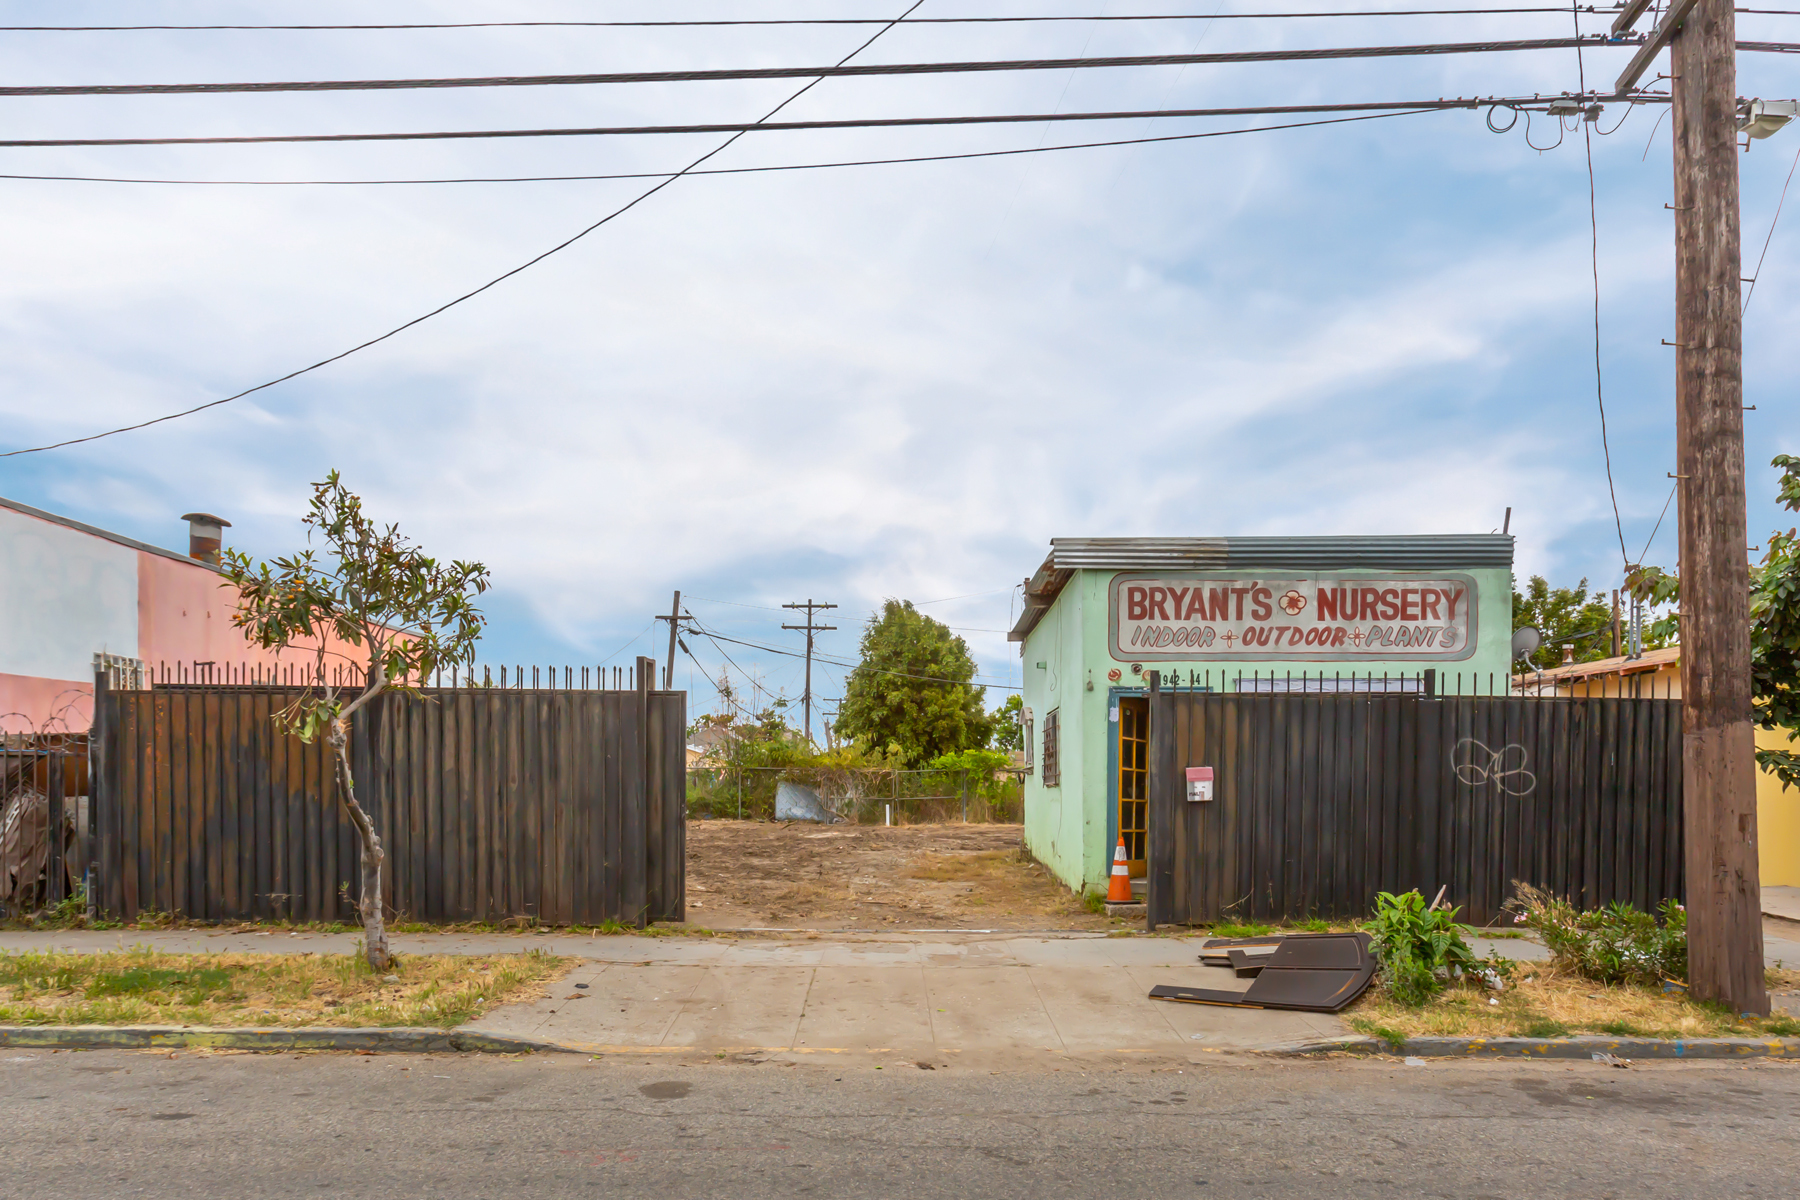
[1050, 535, 1513, 571]
[1008, 534, 1513, 642]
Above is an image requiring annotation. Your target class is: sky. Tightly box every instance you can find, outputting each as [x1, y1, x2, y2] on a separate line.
[0, 1, 1796, 736]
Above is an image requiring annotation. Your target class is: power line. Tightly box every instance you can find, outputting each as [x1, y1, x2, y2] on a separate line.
[1573, 4, 1631, 569]
[0, 0, 929, 459]
[0, 95, 1656, 151]
[685, 595, 788, 612]
[1638, 480, 1680, 565]
[1743, 134, 1800, 316]
[0, 38, 1623, 98]
[0, 90, 1658, 458]
[0, 11, 1625, 32]
[913, 586, 1023, 606]
[694, 625, 1024, 691]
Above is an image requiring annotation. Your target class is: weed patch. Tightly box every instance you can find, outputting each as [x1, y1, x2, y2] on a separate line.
[1347, 962, 1800, 1042]
[1508, 884, 1686, 985]
[0, 948, 567, 1029]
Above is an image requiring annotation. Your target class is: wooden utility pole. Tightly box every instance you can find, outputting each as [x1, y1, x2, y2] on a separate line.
[1669, 0, 1766, 1014]
[658, 591, 683, 690]
[781, 599, 837, 747]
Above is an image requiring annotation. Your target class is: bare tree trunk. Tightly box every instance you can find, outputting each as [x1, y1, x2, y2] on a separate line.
[328, 720, 390, 972]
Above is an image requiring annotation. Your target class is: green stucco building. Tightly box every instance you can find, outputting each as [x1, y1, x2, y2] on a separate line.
[1006, 535, 1516, 896]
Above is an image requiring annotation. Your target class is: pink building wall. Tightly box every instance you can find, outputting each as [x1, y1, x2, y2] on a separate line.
[0, 499, 376, 734]
[136, 550, 282, 668]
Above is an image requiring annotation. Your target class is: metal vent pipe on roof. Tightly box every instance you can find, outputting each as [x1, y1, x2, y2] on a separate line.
[181, 511, 231, 566]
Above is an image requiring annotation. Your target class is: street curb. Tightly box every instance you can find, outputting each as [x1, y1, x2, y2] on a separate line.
[1268, 1034, 1800, 1060]
[0, 1025, 565, 1054]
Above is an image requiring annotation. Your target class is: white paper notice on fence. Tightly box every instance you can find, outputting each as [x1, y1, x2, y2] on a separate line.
[1186, 766, 1214, 803]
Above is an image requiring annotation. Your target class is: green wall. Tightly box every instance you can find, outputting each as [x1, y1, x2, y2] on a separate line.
[1020, 567, 1514, 894]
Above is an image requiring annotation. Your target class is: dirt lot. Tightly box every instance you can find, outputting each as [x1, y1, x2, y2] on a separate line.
[684, 821, 1115, 930]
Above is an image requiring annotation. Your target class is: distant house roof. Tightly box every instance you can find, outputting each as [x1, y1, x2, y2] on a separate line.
[688, 723, 733, 752]
[0, 494, 210, 571]
[1513, 646, 1680, 688]
[1008, 535, 1515, 642]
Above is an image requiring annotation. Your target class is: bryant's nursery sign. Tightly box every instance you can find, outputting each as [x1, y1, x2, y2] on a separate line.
[1109, 573, 1479, 662]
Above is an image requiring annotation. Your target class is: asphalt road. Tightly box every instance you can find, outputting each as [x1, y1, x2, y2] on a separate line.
[5, 1050, 1799, 1199]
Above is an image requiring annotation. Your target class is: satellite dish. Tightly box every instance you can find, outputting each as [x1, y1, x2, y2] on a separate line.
[1511, 626, 1542, 660]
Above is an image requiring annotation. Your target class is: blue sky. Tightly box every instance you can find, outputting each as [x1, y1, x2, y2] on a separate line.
[0, 2, 1795, 731]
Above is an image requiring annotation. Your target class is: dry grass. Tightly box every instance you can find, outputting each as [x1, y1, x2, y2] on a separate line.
[0, 949, 569, 1029]
[1348, 962, 1800, 1042]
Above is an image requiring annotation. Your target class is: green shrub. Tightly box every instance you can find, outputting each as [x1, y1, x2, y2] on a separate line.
[1508, 883, 1686, 985]
[1366, 890, 1479, 1007]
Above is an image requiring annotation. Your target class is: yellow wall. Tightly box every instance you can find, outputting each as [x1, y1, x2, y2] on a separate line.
[1758, 726, 1800, 887]
[1518, 661, 1799, 887]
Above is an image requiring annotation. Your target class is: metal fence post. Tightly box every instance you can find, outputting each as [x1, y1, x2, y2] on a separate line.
[961, 769, 969, 823]
[46, 751, 66, 907]
[89, 666, 109, 918]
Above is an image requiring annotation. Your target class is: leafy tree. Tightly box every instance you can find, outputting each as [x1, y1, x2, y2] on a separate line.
[222, 473, 490, 970]
[926, 747, 1017, 806]
[1628, 454, 1800, 789]
[991, 693, 1025, 753]
[835, 600, 993, 767]
[1511, 575, 1617, 670]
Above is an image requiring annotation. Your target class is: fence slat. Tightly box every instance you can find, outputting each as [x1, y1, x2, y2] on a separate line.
[1148, 689, 1683, 925]
[87, 679, 685, 925]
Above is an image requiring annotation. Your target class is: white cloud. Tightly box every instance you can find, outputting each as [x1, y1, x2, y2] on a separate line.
[1, 0, 1794, 693]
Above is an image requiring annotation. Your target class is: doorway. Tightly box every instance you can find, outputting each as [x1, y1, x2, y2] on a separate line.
[1117, 696, 1149, 877]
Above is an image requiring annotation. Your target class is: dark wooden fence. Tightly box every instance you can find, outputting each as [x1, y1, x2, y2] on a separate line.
[1145, 675, 1683, 926]
[89, 659, 684, 925]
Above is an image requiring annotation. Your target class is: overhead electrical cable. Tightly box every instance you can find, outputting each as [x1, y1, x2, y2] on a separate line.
[1743, 134, 1800, 316]
[0, 10, 1626, 31]
[0, 96, 1670, 150]
[0, 109, 1432, 187]
[1571, 1, 1631, 569]
[694, 626, 1024, 692]
[0, 0, 931, 459]
[1638, 481, 1680, 565]
[0, 38, 1630, 97]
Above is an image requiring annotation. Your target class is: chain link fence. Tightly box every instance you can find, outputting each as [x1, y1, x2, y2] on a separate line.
[686, 765, 1022, 824]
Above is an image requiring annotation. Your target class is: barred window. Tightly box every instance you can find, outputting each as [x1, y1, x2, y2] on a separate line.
[1042, 707, 1061, 788]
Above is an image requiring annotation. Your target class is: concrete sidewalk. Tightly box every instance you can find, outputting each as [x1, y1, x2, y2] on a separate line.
[0, 929, 1403, 1058]
[16, 925, 1795, 1064]
[462, 934, 1359, 1057]
[1767, 886, 1800, 924]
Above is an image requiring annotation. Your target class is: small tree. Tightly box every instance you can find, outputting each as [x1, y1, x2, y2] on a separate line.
[836, 600, 992, 767]
[991, 694, 1025, 753]
[1511, 575, 1618, 670]
[221, 472, 490, 970]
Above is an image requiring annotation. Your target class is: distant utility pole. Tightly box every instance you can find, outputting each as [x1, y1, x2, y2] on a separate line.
[781, 599, 837, 746]
[1616, 0, 1767, 1014]
[655, 591, 695, 691]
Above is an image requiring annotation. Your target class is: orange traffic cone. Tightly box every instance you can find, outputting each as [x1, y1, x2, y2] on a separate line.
[1106, 836, 1134, 903]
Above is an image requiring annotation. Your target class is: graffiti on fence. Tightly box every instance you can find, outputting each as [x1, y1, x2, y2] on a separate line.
[1452, 738, 1536, 797]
